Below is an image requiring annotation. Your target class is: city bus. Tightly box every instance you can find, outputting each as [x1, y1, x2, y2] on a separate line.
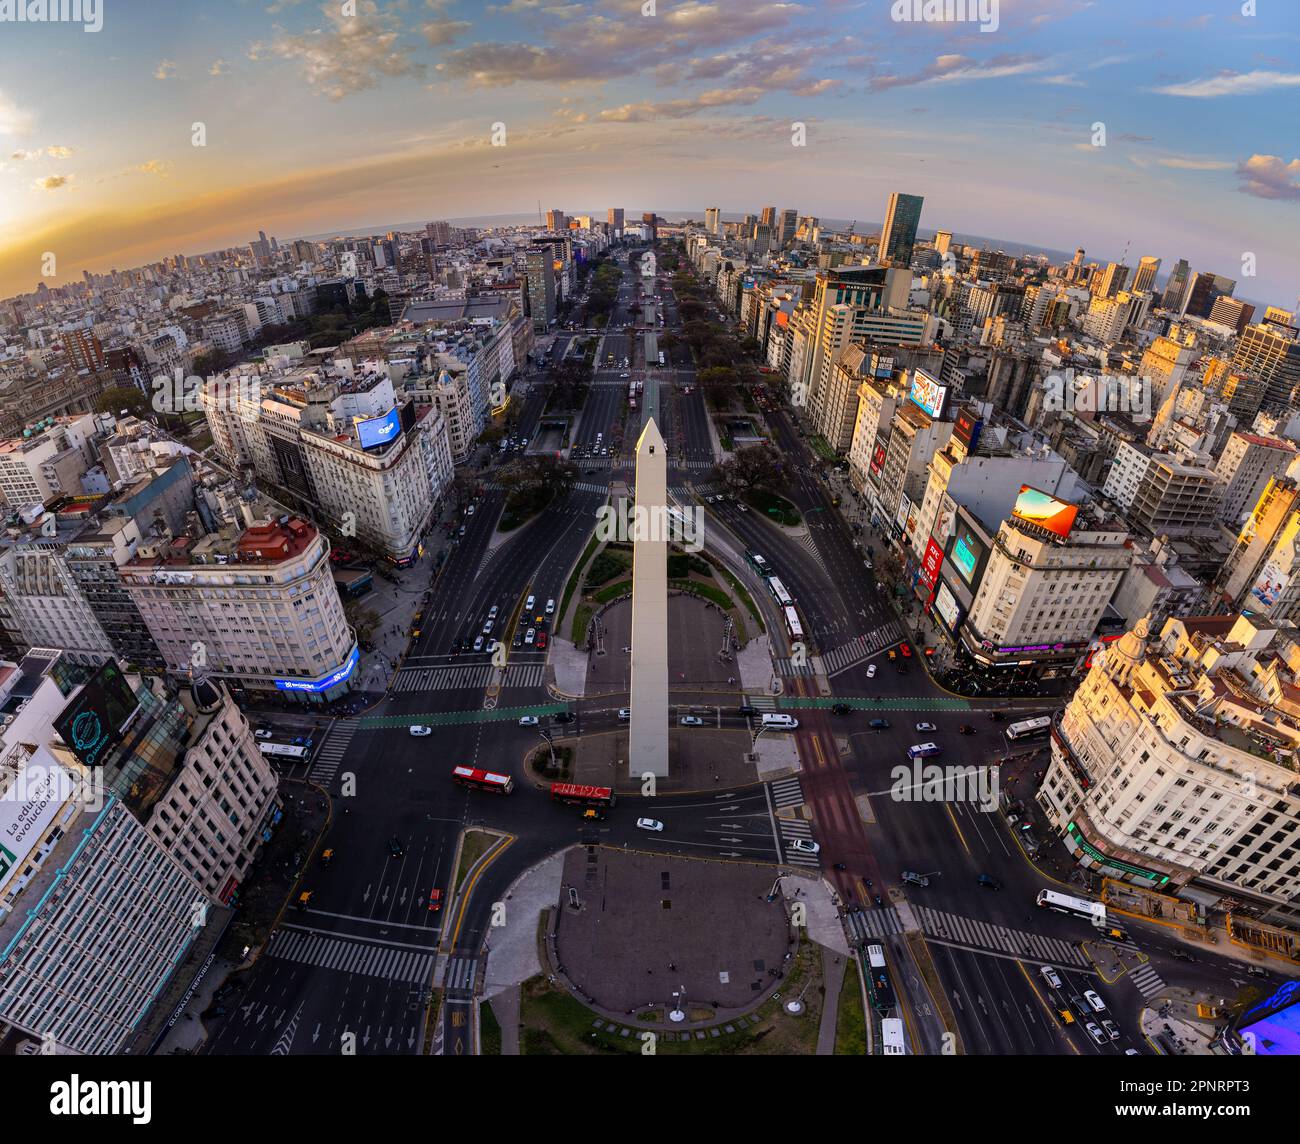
[865, 944, 895, 1013]
[452, 765, 515, 795]
[550, 782, 616, 812]
[746, 551, 771, 576]
[1006, 715, 1053, 740]
[767, 577, 793, 608]
[259, 742, 309, 761]
[1036, 888, 1106, 926]
[880, 1017, 907, 1055]
[783, 605, 803, 642]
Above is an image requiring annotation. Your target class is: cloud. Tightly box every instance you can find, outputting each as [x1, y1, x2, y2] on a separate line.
[1152, 70, 1300, 98]
[600, 87, 766, 122]
[250, 0, 426, 100]
[421, 19, 472, 47]
[34, 174, 71, 191]
[0, 90, 33, 136]
[1034, 74, 1083, 87]
[1236, 154, 1300, 201]
[46, 146, 74, 159]
[136, 160, 173, 177]
[870, 54, 1047, 91]
[210, 59, 228, 76]
[154, 60, 178, 80]
[1156, 156, 1232, 170]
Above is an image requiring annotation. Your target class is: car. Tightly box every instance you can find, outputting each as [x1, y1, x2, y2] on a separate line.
[888, 650, 897, 661]
[524, 627, 536, 645]
[545, 598, 555, 614]
[958, 724, 975, 735]
[831, 703, 851, 715]
[1040, 965, 1064, 990]
[388, 837, 404, 858]
[427, 888, 443, 912]
[458, 525, 466, 537]
[900, 870, 930, 887]
[553, 711, 575, 724]
[790, 839, 820, 855]
[737, 503, 748, 512]
[636, 818, 664, 832]
[1124, 1048, 1140, 1055]
[869, 718, 891, 730]
[409, 725, 432, 737]
[1101, 1018, 1120, 1041]
[866, 663, 877, 679]
[488, 605, 499, 619]
[1084, 989, 1107, 1013]
[482, 619, 494, 635]
[518, 715, 540, 727]
[680, 715, 704, 726]
[618, 708, 632, 721]
[536, 632, 548, 650]
[738, 705, 760, 716]
[1170, 949, 1196, 962]
[976, 874, 1002, 890]
[1071, 996, 1091, 1020]
[466, 504, 476, 516]
[512, 633, 523, 648]
[1084, 1021, 1107, 1046]
[254, 729, 274, 740]
[525, 594, 536, 611]
[321, 848, 334, 866]
[900, 644, 912, 657]
[473, 635, 485, 652]
[1247, 965, 1269, 978]
[915, 722, 937, 733]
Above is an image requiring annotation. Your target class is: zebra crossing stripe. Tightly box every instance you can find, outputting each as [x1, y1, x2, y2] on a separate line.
[392, 663, 546, 693]
[769, 777, 805, 808]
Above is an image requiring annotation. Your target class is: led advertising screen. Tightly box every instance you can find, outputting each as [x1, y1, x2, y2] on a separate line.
[1011, 485, 1079, 539]
[954, 410, 983, 453]
[933, 581, 962, 631]
[951, 526, 984, 585]
[356, 407, 402, 450]
[908, 369, 949, 419]
[869, 439, 887, 485]
[920, 537, 944, 591]
[53, 660, 142, 768]
[1240, 980, 1300, 1056]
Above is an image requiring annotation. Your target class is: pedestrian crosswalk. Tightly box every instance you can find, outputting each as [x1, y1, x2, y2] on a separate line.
[777, 818, 819, 867]
[820, 622, 905, 675]
[266, 929, 437, 985]
[1128, 960, 1166, 998]
[443, 955, 478, 997]
[794, 531, 828, 574]
[309, 719, 359, 788]
[573, 480, 609, 494]
[392, 663, 546, 693]
[747, 694, 778, 711]
[847, 907, 905, 943]
[768, 776, 805, 810]
[773, 656, 815, 677]
[913, 906, 1090, 966]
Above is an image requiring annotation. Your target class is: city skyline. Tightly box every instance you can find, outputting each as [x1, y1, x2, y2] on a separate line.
[1, 0, 1298, 303]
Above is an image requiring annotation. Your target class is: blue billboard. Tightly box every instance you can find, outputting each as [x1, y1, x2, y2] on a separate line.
[356, 407, 401, 450]
[1240, 979, 1300, 1055]
[275, 646, 359, 693]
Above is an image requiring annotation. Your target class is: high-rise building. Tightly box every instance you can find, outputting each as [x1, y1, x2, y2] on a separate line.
[878, 192, 924, 267]
[607, 207, 625, 231]
[778, 208, 798, 248]
[1138, 332, 1198, 412]
[1161, 259, 1192, 311]
[1040, 612, 1300, 918]
[759, 206, 777, 229]
[1218, 467, 1300, 610]
[1214, 432, 1297, 527]
[1102, 441, 1224, 537]
[1208, 295, 1255, 335]
[933, 230, 953, 257]
[425, 220, 451, 248]
[545, 209, 567, 232]
[1132, 256, 1161, 294]
[704, 207, 720, 235]
[1231, 323, 1300, 410]
[1184, 271, 1236, 319]
[1092, 261, 1131, 299]
[525, 245, 557, 331]
[62, 329, 105, 372]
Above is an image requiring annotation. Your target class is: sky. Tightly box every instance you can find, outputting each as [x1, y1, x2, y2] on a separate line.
[1, 0, 1298, 307]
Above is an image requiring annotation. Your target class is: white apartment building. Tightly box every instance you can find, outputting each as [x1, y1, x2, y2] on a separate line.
[0, 533, 112, 666]
[0, 413, 101, 510]
[1215, 431, 1296, 527]
[1040, 613, 1300, 922]
[120, 513, 358, 703]
[1218, 471, 1300, 611]
[1103, 441, 1224, 537]
[872, 395, 954, 533]
[847, 378, 902, 500]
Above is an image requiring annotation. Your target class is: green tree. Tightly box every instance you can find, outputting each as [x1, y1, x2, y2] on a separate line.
[96, 386, 149, 418]
[716, 442, 782, 491]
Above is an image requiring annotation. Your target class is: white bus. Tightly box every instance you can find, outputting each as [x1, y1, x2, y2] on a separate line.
[1036, 888, 1106, 926]
[880, 1017, 907, 1056]
[1007, 715, 1053, 740]
[657, 351, 665, 366]
[783, 605, 803, 642]
[259, 742, 309, 761]
[767, 577, 793, 608]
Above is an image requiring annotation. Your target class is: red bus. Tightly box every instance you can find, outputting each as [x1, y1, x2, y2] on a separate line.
[550, 782, 616, 810]
[452, 765, 514, 795]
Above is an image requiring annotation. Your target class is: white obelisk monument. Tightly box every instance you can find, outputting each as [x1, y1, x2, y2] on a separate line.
[629, 418, 670, 778]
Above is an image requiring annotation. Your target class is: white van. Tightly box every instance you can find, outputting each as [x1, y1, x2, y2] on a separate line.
[761, 713, 799, 730]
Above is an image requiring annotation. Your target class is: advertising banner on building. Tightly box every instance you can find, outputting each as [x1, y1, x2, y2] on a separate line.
[908, 368, 949, 419]
[53, 660, 142, 768]
[933, 581, 962, 631]
[1011, 484, 1079, 539]
[0, 748, 77, 884]
[920, 537, 944, 591]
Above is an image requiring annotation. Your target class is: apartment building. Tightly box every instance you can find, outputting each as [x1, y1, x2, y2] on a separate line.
[0, 412, 102, 510]
[1039, 613, 1300, 923]
[1215, 432, 1297, 527]
[1217, 471, 1300, 610]
[1103, 441, 1224, 538]
[1232, 322, 1300, 410]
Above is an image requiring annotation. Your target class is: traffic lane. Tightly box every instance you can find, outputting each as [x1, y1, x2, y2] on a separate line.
[599, 785, 783, 862]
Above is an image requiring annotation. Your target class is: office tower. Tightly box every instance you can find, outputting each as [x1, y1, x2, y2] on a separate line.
[1208, 296, 1255, 334]
[1132, 256, 1161, 294]
[1263, 306, 1297, 332]
[760, 206, 777, 228]
[1218, 468, 1300, 607]
[1067, 248, 1085, 282]
[934, 230, 952, 257]
[425, 220, 451, 248]
[704, 207, 720, 235]
[1161, 259, 1192, 311]
[641, 212, 658, 241]
[525, 245, 557, 331]
[878, 192, 924, 268]
[607, 207, 624, 231]
[1092, 261, 1131, 299]
[1232, 323, 1300, 409]
[545, 209, 567, 232]
[778, 208, 798, 249]
[1139, 333, 1197, 411]
[1214, 431, 1297, 525]
[1183, 271, 1236, 319]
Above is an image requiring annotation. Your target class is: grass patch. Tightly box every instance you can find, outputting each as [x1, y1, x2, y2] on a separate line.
[559, 528, 601, 626]
[584, 550, 630, 587]
[536, 743, 574, 780]
[744, 487, 801, 526]
[570, 603, 593, 645]
[456, 829, 497, 890]
[669, 578, 732, 610]
[808, 434, 837, 462]
[834, 961, 868, 1055]
[719, 566, 763, 631]
[480, 1000, 504, 1055]
[592, 579, 632, 605]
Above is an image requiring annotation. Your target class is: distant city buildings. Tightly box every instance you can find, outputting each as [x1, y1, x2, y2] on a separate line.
[878, 192, 924, 268]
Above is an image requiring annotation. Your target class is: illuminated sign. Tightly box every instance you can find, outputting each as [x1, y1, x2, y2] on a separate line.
[1065, 822, 1170, 885]
[908, 369, 948, 419]
[920, 538, 944, 590]
[933, 581, 962, 631]
[1011, 485, 1079, 539]
[356, 407, 401, 450]
[869, 440, 887, 484]
[275, 646, 359, 693]
[951, 527, 984, 584]
[53, 660, 142, 768]
[954, 411, 983, 452]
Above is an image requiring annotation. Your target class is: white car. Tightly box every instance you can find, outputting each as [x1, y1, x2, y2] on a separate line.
[737, 503, 748, 512]
[518, 715, 540, 727]
[525, 628, 536, 645]
[1039, 965, 1064, 990]
[1084, 1021, 1106, 1046]
[636, 818, 664, 832]
[680, 715, 705, 726]
[915, 722, 937, 732]
[790, 839, 820, 855]
[545, 598, 555, 614]
[466, 504, 476, 516]
[866, 664, 877, 679]
[618, 708, 631, 721]
[525, 594, 536, 611]
[1101, 1018, 1120, 1041]
[254, 729, 274, 740]
[409, 725, 432, 737]
[1084, 989, 1107, 1013]
[473, 635, 484, 652]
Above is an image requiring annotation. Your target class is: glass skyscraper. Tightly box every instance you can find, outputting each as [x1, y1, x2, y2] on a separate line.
[879, 192, 924, 268]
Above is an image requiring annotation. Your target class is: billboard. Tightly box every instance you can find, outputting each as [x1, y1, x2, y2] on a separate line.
[275, 645, 359, 693]
[0, 748, 78, 885]
[954, 410, 983, 453]
[908, 369, 949, 419]
[920, 537, 944, 591]
[1249, 558, 1289, 610]
[933, 581, 962, 631]
[894, 494, 911, 534]
[1011, 485, 1079, 540]
[869, 439, 887, 486]
[356, 407, 401, 450]
[53, 660, 142, 768]
[933, 498, 956, 545]
[950, 526, 985, 585]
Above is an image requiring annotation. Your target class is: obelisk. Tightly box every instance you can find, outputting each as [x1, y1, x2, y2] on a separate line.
[629, 418, 670, 778]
